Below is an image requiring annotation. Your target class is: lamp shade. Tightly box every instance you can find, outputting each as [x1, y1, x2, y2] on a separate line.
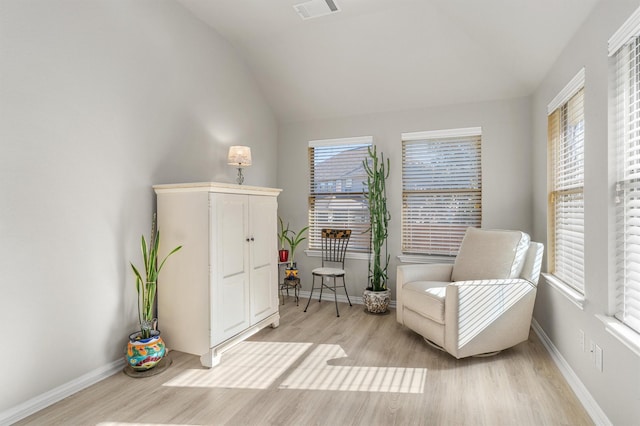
[227, 146, 252, 166]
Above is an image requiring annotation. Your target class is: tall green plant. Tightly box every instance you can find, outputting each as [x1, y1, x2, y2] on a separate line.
[130, 215, 182, 339]
[363, 145, 390, 291]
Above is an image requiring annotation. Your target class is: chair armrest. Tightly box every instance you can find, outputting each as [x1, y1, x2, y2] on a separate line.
[451, 278, 536, 289]
[396, 263, 453, 324]
[444, 278, 537, 356]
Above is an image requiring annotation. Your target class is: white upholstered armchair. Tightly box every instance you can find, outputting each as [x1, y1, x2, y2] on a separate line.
[396, 227, 544, 358]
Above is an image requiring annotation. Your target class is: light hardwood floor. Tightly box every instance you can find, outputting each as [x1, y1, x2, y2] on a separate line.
[18, 298, 593, 426]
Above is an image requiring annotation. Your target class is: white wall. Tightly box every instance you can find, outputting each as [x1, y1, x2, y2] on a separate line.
[278, 97, 533, 300]
[0, 0, 277, 412]
[531, 1, 640, 424]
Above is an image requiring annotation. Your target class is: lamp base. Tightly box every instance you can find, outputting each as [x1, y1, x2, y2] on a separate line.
[236, 168, 244, 185]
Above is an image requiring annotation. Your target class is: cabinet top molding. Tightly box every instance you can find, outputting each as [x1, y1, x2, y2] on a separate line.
[153, 182, 282, 196]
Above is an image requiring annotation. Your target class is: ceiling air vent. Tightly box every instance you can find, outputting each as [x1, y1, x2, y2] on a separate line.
[293, 0, 340, 20]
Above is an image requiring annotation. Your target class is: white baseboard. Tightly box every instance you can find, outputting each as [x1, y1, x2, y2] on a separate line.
[531, 319, 611, 426]
[0, 358, 124, 426]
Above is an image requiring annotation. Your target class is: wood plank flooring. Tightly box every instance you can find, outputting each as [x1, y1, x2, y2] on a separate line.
[17, 299, 593, 425]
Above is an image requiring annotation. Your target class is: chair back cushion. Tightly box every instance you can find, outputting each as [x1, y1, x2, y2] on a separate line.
[451, 227, 531, 282]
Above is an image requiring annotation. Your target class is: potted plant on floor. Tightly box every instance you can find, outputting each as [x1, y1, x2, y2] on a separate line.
[363, 145, 391, 313]
[127, 214, 182, 371]
[278, 216, 290, 263]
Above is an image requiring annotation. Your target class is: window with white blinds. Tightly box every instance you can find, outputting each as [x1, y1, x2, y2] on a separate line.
[308, 137, 371, 252]
[547, 70, 585, 294]
[401, 128, 482, 256]
[611, 12, 640, 334]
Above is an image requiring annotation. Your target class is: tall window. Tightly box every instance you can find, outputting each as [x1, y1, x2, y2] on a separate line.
[401, 128, 482, 256]
[308, 137, 371, 252]
[547, 69, 585, 294]
[611, 12, 640, 334]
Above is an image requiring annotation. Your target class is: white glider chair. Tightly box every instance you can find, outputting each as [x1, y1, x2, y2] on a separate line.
[396, 227, 544, 358]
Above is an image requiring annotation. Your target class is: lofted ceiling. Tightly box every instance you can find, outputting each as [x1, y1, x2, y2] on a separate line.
[178, 0, 600, 123]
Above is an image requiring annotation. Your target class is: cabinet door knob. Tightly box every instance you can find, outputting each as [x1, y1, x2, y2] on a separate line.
[250, 237, 255, 241]
[246, 238, 251, 242]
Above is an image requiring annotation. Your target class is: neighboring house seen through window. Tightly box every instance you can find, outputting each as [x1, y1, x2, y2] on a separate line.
[308, 137, 372, 252]
[401, 128, 482, 257]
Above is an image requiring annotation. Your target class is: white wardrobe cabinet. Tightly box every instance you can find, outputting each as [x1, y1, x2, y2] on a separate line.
[153, 182, 281, 367]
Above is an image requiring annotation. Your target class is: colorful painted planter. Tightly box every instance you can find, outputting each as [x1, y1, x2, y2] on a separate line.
[126, 330, 166, 371]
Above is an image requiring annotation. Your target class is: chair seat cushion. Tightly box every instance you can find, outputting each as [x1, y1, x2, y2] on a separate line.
[452, 227, 530, 282]
[312, 267, 345, 276]
[402, 281, 449, 324]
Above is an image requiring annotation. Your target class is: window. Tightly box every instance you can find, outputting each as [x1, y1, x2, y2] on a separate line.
[401, 128, 482, 256]
[547, 69, 585, 294]
[611, 11, 640, 334]
[308, 137, 371, 252]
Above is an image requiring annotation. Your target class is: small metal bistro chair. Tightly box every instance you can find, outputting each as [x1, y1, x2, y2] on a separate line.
[304, 229, 352, 317]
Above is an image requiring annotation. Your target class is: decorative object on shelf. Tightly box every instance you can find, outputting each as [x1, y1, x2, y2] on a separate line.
[283, 225, 309, 269]
[285, 263, 298, 279]
[128, 214, 182, 371]
[278, 216, 290, 263]
[227, 145, 252, 185]
[362, 145, 391, 314]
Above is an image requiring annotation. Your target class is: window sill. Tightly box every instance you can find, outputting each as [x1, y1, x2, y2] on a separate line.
[541, 273, 585, 310]
[596, 314, 640, 358]
[397, 254, 455, 264]
[304, 250, 369, 261]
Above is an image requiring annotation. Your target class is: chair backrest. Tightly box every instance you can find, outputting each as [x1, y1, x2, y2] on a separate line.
[452, 227, 531, 282]
[320, 229, 352, 267]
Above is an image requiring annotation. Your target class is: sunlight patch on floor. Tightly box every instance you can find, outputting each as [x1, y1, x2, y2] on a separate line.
[162, 341, 426, 394]
[162, 341, 312, 389]
[280, 344, 427, 394]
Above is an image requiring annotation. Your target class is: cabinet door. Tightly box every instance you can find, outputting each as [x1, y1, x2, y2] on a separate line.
[210, 193, 251, 345]
[249, 195, 279, 324]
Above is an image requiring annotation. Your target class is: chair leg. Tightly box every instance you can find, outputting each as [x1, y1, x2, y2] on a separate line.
[304, 274, 317, 313]
[318, 276, 324, 302]
[342, 276, 352, 306]
[333, 276, 340, 317]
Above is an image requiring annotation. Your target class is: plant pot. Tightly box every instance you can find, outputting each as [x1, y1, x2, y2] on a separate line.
[279, 249, 289, 263]
[126, 330, 166, 371]
[363, 288, 391, 314]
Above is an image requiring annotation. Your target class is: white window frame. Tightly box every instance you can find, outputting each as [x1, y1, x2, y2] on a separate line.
[543, 68, 586, 306]
[400, 127, 482, 261]
[609, 5, 640, 352]
[307, 136, 372, 257]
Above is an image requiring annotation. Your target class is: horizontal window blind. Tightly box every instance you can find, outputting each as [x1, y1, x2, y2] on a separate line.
[402, 132, 482, 256]
[612, 32, 640, 334]
[308, 138, 371, 252]
[548, 85, 585, 294]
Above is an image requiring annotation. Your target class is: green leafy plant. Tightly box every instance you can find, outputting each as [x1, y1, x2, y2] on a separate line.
[130, 215, 182, 339]
[284, 225, 309, 267]
[363, 145, 390, 292]
[278, 216, 291, 250]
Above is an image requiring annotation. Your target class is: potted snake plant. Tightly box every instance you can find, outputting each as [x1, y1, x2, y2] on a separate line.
[126, 214, 182, 371]
[363, 145, 391, 313]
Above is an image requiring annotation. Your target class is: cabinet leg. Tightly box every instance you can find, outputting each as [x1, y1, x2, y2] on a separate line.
[200, 349, 221, 368]
[270, 317, 280, 328]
